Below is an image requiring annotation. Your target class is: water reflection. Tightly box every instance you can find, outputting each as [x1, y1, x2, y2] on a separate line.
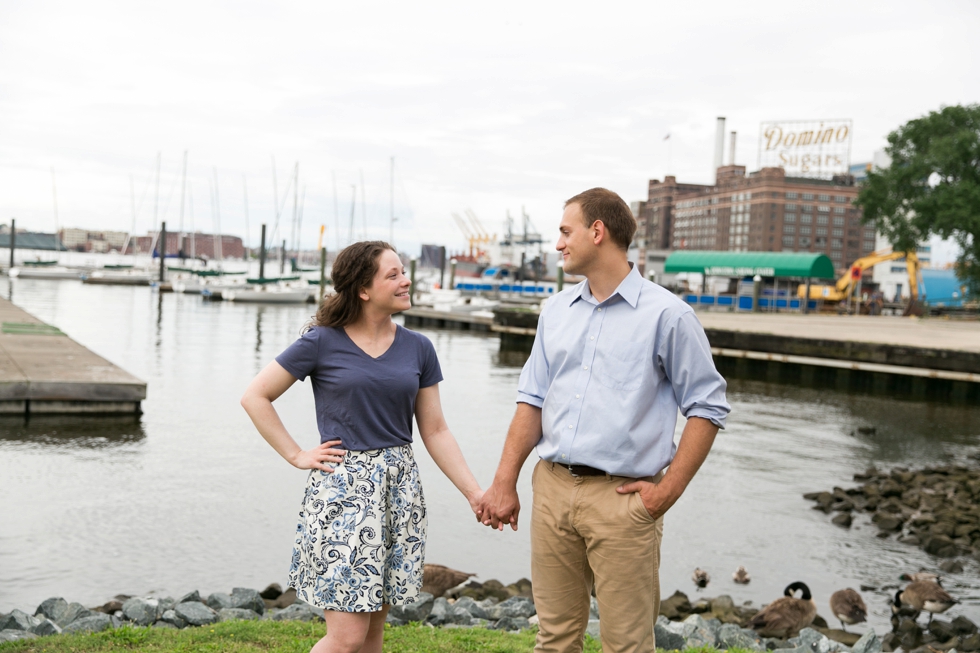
[0, 414, 146, 448]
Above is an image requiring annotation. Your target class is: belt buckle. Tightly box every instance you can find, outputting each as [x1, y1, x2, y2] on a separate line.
[566, 464, 582, 477]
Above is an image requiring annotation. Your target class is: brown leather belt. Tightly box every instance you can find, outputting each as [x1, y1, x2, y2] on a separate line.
[557, 463, 607, 477]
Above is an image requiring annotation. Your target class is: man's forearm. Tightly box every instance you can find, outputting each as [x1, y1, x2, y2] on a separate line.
[494, 402, 543, 485]
[660, 416, 718, 499]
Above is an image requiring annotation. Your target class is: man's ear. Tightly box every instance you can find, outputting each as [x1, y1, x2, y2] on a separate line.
[591, 220, 606, 245]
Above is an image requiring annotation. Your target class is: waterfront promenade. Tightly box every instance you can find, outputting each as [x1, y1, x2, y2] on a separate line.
[0, 297, 145, 414]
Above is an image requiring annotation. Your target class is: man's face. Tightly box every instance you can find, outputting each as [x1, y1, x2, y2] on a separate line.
[556, 203, 598, 276]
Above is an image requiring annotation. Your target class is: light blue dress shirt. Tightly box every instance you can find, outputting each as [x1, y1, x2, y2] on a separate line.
[516, 263, 730, 478]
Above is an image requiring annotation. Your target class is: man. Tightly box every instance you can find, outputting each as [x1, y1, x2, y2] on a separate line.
[478, 188, 730, 653]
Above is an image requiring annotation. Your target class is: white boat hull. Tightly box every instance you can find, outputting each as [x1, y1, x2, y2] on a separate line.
[223, 289, 310, 304]
[10, 267, 83, 280]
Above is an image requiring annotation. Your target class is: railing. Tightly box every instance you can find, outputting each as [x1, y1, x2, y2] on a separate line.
[682, 293, 818, 312]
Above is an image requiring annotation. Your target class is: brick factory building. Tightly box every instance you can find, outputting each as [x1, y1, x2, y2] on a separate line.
[128, 231, 244, 260]
[634, 165, 876, 276]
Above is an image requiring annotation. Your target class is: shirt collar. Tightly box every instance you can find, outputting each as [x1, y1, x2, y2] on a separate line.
[570, 262, 642, 308]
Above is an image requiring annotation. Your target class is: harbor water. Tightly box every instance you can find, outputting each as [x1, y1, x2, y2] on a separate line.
[2, 276, 979, 632]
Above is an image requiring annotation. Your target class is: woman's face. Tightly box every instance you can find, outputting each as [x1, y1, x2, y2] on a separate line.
[361, 249, 411, 314]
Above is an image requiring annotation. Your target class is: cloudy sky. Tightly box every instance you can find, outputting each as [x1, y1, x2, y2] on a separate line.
[2, 0, 978, 258]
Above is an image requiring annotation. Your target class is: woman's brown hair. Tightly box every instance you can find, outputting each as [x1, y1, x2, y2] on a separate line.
[310, 240, 397, 329]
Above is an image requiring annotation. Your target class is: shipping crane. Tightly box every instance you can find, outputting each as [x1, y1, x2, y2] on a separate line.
[452, 212, 478, 257]
[798, 249, 921, 314]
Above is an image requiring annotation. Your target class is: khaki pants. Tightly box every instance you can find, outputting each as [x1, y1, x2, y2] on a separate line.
[531, 460, 664, 653]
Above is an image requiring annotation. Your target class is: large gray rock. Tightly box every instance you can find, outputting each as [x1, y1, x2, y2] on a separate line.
[161, 609, 187, 629]
[159, 598, 176, 613]
[789, 628, 827, 649]
[35, 597, 68, 623]
[122, 597, 161, 626]
[230, 588, 265, 615]
[30, 619, 62, 637]
[452, 597, 489, 620]
[0, 610, 40, 632]
[206, 592, 234, 611]
[586, 619, 602, 641]
[57, 602, 94, 627]
[153, 621, 178, 629]
[590, 596, 600, 620]
[218, 608, 261, 622]
[178, 590, 201, 604]
[489, 596, 536, 620]
[63, 613, 113, 634]
[718, 622, 761, 650]
[852, 630, 882, 653]
[0, 629, 38, 643]
[681, 613, 718, 647]
[175, 601, 218, 626]
[448, 604, 474, 625]
[492, 616, 531, 631]
[655, 623, 686, 650]
[427, 598, 451, 626]
[270, 603, 319, 622]
[388, 592, 434, 622]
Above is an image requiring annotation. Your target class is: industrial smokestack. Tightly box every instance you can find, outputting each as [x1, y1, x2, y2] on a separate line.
[714, 117, 726, 182]
[729, 131, 737, 166]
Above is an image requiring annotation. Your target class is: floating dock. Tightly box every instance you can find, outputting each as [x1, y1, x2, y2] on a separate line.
[0, 298, 146, 414]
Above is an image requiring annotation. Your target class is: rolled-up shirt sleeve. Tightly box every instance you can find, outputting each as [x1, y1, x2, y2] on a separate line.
[516, 302, 551, 408]
[657, 311, 730, 429]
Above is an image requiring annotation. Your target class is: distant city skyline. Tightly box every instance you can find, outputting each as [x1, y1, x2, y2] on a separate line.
[2, 0, 977, 266]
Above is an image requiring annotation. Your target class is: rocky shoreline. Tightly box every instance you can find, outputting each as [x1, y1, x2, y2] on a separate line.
[0, 581, 887, 652]
[803, 462, 980, 569]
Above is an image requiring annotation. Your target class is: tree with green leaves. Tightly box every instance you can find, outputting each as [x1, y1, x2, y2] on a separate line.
[856, 104, 980, 296]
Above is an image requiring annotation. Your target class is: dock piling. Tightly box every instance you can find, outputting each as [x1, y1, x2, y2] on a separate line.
[159, 221, 167, 282]
[319, 247, 327, 303]
[409, 257, 417, 301]
[8, 218, 14, 272]
[259, 224, 267, 280]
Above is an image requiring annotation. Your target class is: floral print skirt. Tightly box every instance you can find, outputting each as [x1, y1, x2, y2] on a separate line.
[287, 444, 427, 612]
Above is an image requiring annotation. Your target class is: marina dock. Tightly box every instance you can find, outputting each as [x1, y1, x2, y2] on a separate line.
[0, 297, 146, 414]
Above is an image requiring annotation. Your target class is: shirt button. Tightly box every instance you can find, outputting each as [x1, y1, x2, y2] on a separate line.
[597, 308, 602, 312]
[590, 336, 594, 340]
[568, 424, 573, 429]
[561, 454, 566, 458]
[576, 394, 580, 398]
[583, 366, 588, 370]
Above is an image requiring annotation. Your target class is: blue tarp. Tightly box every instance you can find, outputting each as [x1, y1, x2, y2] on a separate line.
[921, 268, 972, 306]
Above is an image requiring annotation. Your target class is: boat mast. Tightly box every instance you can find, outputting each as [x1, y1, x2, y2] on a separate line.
[360, 168, 367, 240]
[212, 167, 223, 264]
[242, 174, 250, 261]
[348, 185, 356, 245]
[291, 161, 299, 267]
[332, 171, 340, 252]
[389, 156, 395, 245]
[178, 151, 187, 262]
[50, 167, 61, 252]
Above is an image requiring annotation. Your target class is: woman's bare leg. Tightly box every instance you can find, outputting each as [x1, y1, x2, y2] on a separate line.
[359, 606, 390, 653]
[311, 609, 383, 653]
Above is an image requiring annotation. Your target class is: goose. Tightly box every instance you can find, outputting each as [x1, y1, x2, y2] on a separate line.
[421, 564, 476, 598]
[733, 566, 751, 584]
[748, 581, 818, 638]
[829, 588, 867, 631]
[897, 580, 957, 625]
[899, 571, 942, 586]
[692, 568, 710, 589]
[890, 589, 921, 627]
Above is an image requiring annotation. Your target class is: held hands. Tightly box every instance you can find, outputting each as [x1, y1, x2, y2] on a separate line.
[476, 482, 521, 531]
[290, 439, 346, 472]
[616, 478, 679, 521]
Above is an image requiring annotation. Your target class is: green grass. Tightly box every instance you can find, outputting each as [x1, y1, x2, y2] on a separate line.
[0, 621, 756, 652]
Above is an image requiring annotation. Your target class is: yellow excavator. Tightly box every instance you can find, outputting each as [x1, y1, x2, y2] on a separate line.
[798, 249, 921, 314]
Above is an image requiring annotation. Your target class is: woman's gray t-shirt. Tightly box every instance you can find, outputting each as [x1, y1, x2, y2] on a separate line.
[275, 324, 443, 451]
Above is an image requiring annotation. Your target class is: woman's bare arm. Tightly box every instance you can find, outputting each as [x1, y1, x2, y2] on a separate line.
[240, 360, 345, 471]
[415, 384, 483, 511]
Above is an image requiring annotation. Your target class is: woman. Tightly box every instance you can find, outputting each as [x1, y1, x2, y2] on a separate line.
[241, 241, 483, 653]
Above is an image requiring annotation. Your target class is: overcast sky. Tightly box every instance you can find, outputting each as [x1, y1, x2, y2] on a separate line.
[2, 0, 978, 259]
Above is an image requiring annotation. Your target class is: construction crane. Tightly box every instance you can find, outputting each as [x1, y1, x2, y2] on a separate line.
[452, 212, 479, 257]
[798, 249, 921, 314]
[465, 209, 496, 246]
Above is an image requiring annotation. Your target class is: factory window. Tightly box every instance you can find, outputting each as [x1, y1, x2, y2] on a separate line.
[782, 236, 795, 246]
[817, 216, 828, 225]
[799, 226, 811, 235]
[802, 193, 814, 200]
[784, 225, 796, 234]
[832, 240, 842, 250]
[785, 203, 797, 210]
[801, 215, 812, 224]
[818, 205, 830, 213]
[848, 240, 860, 249]
[799, 237, 811, 247]
[818, 194, 830, 201]
[815, 236, 827, 246]
[864, 228, 876, 237]
[772, 192, 781, 198]
[785, 213, 796, 223]
[817, 227, 827, 236]
[834, 207, 845, 215]
[831, 251, 842, 260]
[802, 204, 813, 212]
[835, 195, 847, 203]
[833, 217, 844, 226]
[832, 228, 843, 237]
[786, 192, 798, 199]
[864, 240, 875, 251]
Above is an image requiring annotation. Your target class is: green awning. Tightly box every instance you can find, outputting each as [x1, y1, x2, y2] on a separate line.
[664, 251, 836, 279]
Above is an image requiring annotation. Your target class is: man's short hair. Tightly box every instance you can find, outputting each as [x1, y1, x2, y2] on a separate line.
[564, 188, 637, 250]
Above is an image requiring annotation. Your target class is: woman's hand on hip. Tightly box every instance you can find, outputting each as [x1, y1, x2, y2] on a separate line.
[290, 439, 346, 472]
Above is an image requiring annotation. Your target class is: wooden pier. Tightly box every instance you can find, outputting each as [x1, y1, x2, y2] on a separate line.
[0, 298, 146, 414]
